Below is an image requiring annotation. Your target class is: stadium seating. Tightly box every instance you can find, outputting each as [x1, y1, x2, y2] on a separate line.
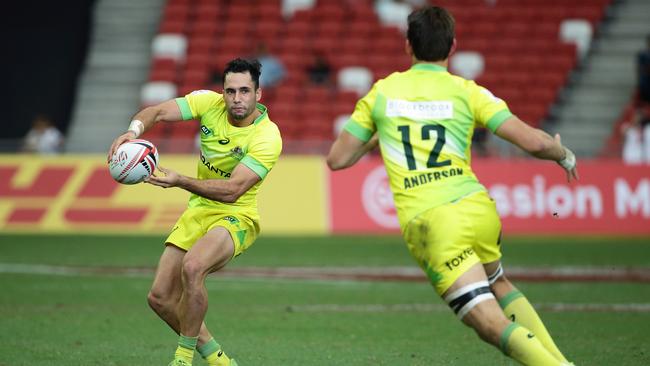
[145, 0, 612, 152]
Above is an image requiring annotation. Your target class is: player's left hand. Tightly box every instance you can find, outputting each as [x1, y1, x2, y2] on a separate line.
[145, 166, 180, 188]
[555, 134, 579, 183]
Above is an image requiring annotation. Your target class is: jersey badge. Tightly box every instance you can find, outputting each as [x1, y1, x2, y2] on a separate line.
[229, 146, 244, 160]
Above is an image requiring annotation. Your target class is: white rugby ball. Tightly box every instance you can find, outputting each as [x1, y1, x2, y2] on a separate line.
[109, 139, 159, 184]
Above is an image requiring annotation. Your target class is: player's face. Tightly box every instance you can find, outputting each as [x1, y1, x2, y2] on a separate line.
[223, 71, 261, 121]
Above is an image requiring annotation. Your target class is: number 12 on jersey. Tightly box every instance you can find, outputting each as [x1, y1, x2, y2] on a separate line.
[398, 124, 451, 171]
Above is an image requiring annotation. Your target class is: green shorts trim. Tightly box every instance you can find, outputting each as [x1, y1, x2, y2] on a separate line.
[165, 207, 259, 257]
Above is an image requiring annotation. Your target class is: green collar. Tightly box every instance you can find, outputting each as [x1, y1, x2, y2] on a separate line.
[411, 63, 448, 72]
[253, 103, 268, 125]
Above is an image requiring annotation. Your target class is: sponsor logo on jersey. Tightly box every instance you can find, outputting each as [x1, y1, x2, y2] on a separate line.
[386, 99, 454, 119]
[200, 152, 231, 177]
[200, 125, 213, 136]
[218, 137, 230, 145]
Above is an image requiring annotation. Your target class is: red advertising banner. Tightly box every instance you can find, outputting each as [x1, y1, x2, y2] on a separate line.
[329, 159, 650, 235]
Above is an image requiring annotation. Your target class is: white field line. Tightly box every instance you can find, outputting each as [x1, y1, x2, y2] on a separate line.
[2, 263, 649, 313]
[1, 263, 650, 282]
[284, 303, 650, 313]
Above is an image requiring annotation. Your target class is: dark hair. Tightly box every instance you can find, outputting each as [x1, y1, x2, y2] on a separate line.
[222, 58, 262, 89]
[407, 6, 455, 62]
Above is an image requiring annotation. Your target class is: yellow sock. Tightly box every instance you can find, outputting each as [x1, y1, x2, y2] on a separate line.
[174, 334, 198, 363]
[206, 350, 231, 366]
[198, 338, 232, 366]
[500, 323, 563, 366]
[500, 290, 569, 363]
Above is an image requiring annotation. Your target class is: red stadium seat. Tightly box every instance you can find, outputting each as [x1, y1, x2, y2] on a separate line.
[340, 37, 369, 57]
[254, 20, 284, 40]
[313, 4, 346, 22]
[194, 3, 220, 21]
[280, 36, 308, 55]
[256, 4, 283, 22]
[159, 20, 186, 34]
[314, 21, 344, 39]
[347, 20, 379, 37]
[190, 21, 219, 37]
[149, 58, 178, 82]
[163, 4, 189, 23]
[285, 20, 312, 38]
[181, 69, 209, 86]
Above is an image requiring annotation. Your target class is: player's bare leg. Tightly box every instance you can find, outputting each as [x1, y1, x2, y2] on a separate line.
[443, 262, 566, 365]
[148, 245, 214, 344]
[484, 261, 571, 364]
[172, 227, 237, 366]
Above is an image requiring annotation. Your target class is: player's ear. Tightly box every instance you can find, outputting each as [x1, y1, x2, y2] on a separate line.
[448, 38, 457, 58]
[405, 39, 413, 57]
[256, 86, 262, 102]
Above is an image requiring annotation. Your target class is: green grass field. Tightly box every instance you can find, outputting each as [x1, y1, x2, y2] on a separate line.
[1, 234, 649, 366]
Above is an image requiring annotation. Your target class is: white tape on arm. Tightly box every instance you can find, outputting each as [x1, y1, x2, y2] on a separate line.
[127, 120, 144, 138]
[558, 147, 576, 170]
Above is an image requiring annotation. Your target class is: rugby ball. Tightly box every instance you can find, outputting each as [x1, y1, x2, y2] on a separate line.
[108, 139, 159, 184]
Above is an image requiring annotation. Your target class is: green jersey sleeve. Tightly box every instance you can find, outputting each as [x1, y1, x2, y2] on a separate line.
[175, 90, 225, 120]
[343, 85, 378, 142]
[240, 123, 282, 180]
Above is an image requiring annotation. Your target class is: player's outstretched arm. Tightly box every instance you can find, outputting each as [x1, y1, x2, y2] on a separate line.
[107, 99, 183, 161]
[327, 131, 378, 170]
[494, 116, 578, 182]
[145, 163, 261, 203]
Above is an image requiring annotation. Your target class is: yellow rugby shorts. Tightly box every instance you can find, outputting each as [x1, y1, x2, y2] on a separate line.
[165, 207, 259, 257]
[403, 190, 502, 295]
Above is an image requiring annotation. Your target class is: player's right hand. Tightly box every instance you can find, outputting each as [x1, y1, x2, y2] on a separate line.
[554, 134, 579, 182]
[107, 131, 137, 162]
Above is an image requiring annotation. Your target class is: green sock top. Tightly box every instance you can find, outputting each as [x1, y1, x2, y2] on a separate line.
[179, 334, 199, 350]
[198, 338, 221, 358]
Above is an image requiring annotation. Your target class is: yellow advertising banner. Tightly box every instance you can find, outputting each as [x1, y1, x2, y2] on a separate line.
[0, 155, 327, 235]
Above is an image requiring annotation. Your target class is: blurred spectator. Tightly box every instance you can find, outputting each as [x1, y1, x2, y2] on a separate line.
[638, 34, 650, 104]
[306, 53, 332, 86]
[22, 114, 64, 154]
[252, 42, 286, 89]
[621, 106, 650, 164]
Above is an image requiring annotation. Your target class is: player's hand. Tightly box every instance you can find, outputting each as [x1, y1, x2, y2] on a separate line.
[107, 131, 136, 162]
[554, 134, 579, 182]
[145, 166, 180, 188]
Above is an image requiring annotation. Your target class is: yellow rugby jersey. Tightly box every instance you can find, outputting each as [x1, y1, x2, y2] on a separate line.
[344, 63, 512, 228]
[175, 90, 282, 219]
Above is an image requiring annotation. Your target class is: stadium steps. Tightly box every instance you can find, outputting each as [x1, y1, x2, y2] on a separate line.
[552, 0, 650, 158]
[66, 0, 166, 153]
